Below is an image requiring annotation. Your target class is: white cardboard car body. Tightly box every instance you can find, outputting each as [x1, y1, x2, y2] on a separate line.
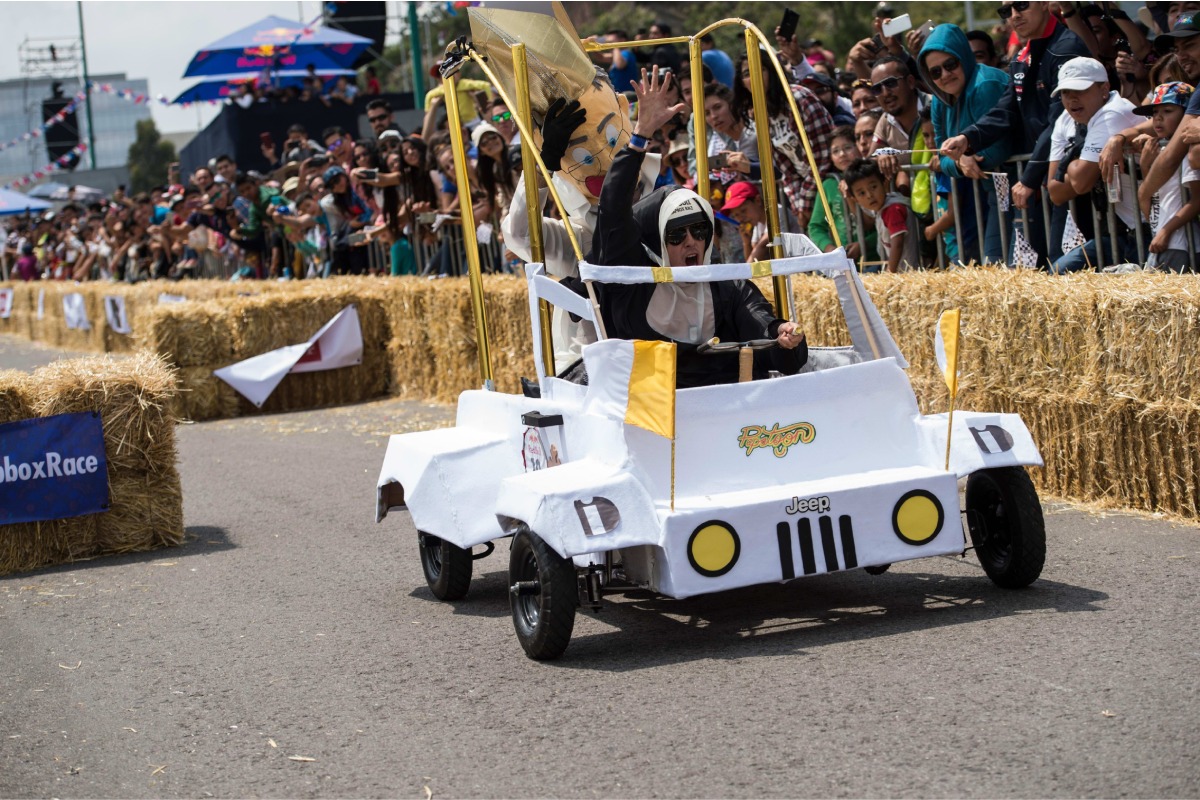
[376, 235, 1044, 601]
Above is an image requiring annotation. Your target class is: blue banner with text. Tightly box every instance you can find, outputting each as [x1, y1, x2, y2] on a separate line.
[0, 412, 109, 525]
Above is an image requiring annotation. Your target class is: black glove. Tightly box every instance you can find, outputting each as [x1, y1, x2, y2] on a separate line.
[540, 98, 587, 172]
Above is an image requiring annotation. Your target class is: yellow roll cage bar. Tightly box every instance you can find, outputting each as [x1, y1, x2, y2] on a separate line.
[437, 18, 852, 386]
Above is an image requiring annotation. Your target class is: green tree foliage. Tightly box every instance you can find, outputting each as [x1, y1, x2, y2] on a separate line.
[126, 119, 177, 193]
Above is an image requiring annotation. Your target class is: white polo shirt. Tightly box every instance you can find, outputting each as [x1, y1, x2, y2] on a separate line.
[1050, 91, 1141, 229]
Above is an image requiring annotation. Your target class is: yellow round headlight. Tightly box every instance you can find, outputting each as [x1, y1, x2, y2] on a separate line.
[892, 490, 944, 545]
[687, 521, 740, 577]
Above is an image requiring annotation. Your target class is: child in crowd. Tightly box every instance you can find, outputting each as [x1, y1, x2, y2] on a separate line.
[844, 157, 924, 273]
[916, 109, 970, 265]
[1133, 81, 1200, 273]
[719, 181, 769, 261]
[808, 125, 877, 264]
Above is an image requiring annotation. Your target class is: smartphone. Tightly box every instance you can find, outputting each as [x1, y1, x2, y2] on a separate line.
[259, 132, 275, 150]
[358, 168, 378, 181]
[867, 34, 884, 53]
[417, 212, 438, 224]
[779, 8, 800, 41]
[881, 13, 913, 38]
[347, 231, 369, 245]
[912, 20, 936, 48]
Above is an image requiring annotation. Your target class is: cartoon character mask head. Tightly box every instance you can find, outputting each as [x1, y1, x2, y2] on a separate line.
[469, 1, 631, 203]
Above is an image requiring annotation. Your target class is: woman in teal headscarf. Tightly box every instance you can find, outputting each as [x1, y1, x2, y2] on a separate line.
[917, 25, 1012, 263]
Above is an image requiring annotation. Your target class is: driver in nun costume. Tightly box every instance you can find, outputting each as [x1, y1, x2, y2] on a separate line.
[591, 69, 808, 388]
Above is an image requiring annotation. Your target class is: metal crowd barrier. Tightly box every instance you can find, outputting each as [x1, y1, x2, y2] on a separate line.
[896, 151, 1197, 273]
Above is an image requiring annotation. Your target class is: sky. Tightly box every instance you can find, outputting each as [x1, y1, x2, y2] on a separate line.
[0, 1, 373, 135]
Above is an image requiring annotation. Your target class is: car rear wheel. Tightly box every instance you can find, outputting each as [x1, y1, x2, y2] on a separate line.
[419, 531, 473, 600]
[509, 527, 576, 660]
[966, 467, 1045, 588]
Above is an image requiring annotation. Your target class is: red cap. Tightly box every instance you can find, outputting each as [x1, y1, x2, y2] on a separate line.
[720, 181, 759, 213]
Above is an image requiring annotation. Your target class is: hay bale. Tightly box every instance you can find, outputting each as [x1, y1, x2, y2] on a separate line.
[0, 370, 33, 423]
[96, 469, 185, 554]
[0, 515, 100, 576]
[27, 352, 179, 475]
[174, 365, 241, 422]
[137, 300, 236, 368]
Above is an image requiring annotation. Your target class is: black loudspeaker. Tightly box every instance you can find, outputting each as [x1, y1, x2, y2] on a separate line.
[325, 1, 387, 69]
[42, 90, 81, 170]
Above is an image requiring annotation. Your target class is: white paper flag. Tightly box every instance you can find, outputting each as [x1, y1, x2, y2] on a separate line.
[37, 288, 44, 320]
[0, 288, 13, 319]
[104, 295, 131, 334]
[158, 293, 188, 304]
[62, 292, 91, 330]
[1062, 211, 1086, 254]
[213, 305, 363, 407]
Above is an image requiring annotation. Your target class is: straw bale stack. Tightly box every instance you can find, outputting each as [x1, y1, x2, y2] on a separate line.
[27, 352, 179, 476]
[138, 300, 236, 368]
[0, 351, 183, 575]
[382, 278, 436, 398]
[0, 369, 33, 423]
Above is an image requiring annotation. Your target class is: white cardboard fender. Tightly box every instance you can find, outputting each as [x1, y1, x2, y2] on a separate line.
[914, 411, 1044, 478]
[494, 457, 662, 558]
[376, 426, 514, 544]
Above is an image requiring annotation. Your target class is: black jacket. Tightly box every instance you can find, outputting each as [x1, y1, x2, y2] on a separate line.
[962, 18, 1090, 190]
[591, 145, 805, 388]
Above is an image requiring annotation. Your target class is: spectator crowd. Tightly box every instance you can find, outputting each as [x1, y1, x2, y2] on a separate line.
[7, 0, 1200, 283]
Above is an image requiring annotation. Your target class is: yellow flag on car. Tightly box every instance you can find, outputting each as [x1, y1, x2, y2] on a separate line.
[625, 340, 676, 440]
[934, 309, 961, 398]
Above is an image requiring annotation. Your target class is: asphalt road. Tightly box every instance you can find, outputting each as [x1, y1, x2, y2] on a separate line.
[2, 334, 1199, 798]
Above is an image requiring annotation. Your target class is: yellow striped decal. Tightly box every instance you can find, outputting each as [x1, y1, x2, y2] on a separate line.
[751, 260, 773, 278]
[651, 266, 674, 283]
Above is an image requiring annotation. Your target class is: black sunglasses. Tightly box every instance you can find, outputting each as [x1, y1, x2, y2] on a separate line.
[997, 1, 1031, 20]
[928, 56, 961, 81]
[869, 76, 903, 96]
[664, 221, 714, 246]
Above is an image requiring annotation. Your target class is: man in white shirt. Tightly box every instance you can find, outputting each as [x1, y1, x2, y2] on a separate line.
[1046, 56, 1142, 272]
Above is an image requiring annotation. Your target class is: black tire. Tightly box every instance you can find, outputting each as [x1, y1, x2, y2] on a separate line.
[509, 528, 577, 660]
[418, 531, 473, 601]
[966, 466, 1046, 588]
[864, 564, 890, 575]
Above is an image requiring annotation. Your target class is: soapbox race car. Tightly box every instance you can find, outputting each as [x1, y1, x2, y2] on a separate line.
[375, 16, 1046, 659]
[376, 235, 1047, 660]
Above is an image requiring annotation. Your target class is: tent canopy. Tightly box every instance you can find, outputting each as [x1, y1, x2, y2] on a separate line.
[174, 68, 356, 104]
[183, 16, 372, 78]
[0, 187, 52, 217]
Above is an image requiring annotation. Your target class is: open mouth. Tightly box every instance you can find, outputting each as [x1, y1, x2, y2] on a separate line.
[684, 253, 701, 266]
[585, 174, 606, 197]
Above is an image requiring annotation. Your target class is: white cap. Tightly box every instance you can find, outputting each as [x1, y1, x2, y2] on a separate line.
[1052, 57, 1109, 96]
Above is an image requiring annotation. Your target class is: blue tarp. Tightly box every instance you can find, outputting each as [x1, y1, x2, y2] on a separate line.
[0, 411, 110, 525]
[174, 68, 356, 104]
[183, 16, 372, 78]
[0, 187, 52, 217]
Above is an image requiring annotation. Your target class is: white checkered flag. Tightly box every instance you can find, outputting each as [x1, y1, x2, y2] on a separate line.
[1011, 223, 1041, 269]
[1062, 210, 1086, 253]
[990, 172, 1011, 213]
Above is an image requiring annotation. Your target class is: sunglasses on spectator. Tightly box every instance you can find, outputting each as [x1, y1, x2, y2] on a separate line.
[869, 76, 903, 95]
[491, 110, 513, 122]
[664, 221, 714, 246]
[997, 1, 1031, 20]
[368, 114, 389, 124]
[928, 57, 961, 81]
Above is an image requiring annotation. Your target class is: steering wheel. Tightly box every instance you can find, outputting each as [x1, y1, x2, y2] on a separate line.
[696, 338, 779, 355]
